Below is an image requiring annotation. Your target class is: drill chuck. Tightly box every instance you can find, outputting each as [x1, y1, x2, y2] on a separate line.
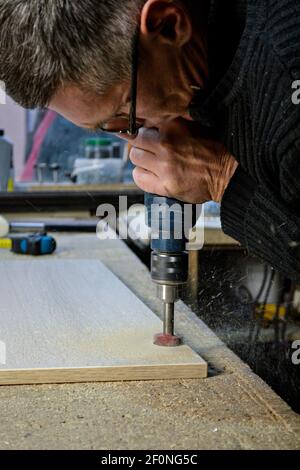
[151, 251, 189, 285]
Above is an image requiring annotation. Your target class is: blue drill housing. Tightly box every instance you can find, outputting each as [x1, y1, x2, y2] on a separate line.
[145, 193, 195, 253]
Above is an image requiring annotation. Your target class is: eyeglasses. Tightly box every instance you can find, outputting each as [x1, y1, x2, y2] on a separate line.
[101, 27, 143, 137]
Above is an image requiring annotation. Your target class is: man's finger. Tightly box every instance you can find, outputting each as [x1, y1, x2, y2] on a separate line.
[119, 127, 160, 152]
[132, 167, 168, 197]
[130, 147, 160, 175]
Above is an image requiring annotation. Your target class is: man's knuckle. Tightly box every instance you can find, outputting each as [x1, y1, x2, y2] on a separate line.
[163, 174, 179, 194]
[161, 160, 172, 174]
[129, 148, 136, 161]
[131, 148, 147, 166]
[130, 147, 140, 159]
[132, 167, 141, 181]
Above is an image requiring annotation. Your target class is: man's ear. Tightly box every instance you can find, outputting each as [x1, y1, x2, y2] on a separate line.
[140, 0, 192, 47]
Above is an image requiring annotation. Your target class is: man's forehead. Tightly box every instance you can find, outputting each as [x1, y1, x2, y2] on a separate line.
[49, 83, 124, 128]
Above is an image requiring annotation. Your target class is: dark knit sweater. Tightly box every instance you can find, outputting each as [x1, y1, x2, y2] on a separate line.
[189, 0, 300, 281]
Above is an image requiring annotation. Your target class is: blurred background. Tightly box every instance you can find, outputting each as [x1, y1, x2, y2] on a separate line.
[0, 96, 134, 189]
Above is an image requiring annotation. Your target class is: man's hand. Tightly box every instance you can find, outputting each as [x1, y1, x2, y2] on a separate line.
[122, 119, 238, 203]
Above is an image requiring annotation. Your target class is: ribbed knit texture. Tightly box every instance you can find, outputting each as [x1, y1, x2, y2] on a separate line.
[191, 0, 300, 280]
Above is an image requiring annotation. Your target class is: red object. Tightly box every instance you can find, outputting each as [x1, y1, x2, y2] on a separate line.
[21, 110, 57, 182]
[153, 333, 182, 347]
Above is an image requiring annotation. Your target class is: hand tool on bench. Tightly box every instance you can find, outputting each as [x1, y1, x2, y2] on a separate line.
[0, 233, 56, 256]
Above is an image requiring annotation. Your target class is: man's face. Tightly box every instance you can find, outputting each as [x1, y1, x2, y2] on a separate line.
[49, 19, 197, 129]
[49, 0, 198, 131]
[49, 48, 192, 132]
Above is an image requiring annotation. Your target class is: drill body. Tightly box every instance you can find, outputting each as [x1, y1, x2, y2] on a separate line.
[145, 194, 195, 346]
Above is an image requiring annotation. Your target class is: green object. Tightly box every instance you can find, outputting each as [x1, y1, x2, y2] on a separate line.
[85, 137, 114, 159]
[85, 138, 113, 147]
[85, 138, 97, 147]
[97, 138, 113, 147]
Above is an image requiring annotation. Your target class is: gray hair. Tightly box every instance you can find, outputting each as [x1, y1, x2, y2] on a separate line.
[0, 0, 145, 108]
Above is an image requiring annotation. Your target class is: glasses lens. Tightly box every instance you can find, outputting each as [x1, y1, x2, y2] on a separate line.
[101, 117, 130, 134]
[101, 117, 144, 135]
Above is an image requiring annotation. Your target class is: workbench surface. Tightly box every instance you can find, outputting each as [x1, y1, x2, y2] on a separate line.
[0, 234, 299, 450]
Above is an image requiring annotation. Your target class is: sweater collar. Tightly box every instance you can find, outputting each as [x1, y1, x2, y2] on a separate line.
[189, 0, 250, 126]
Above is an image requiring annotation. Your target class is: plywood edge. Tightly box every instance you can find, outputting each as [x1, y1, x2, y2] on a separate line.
[0, 361, 208, 385]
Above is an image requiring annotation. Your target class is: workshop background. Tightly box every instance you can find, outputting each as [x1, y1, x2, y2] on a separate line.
[0, 95, 299, 449]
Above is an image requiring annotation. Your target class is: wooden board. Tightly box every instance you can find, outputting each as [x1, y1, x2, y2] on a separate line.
[0, 260, 207, 384]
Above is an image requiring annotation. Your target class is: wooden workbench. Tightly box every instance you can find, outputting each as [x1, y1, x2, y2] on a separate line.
[0, 233, 299, 450]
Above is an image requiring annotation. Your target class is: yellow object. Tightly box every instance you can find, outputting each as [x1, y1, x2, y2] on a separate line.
[0, 215, 9, 237]
[0, 238, 12, 250]
[255, 303, 286, 322]
[7, 177, 14, 192]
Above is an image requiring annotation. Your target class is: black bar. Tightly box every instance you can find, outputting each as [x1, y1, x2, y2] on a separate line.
[10, 220, 99, 233]
[0, 450, 297, 465]
[0, 190, 144, 213]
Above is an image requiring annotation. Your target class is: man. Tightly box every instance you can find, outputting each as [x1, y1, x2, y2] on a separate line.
[0, 0, 299, 279]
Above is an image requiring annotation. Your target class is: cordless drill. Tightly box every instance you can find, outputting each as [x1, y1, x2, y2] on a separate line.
[145, 194, 197, 347]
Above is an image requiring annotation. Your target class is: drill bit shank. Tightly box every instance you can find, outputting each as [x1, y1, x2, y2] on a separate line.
[163, 302, 174, 336]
